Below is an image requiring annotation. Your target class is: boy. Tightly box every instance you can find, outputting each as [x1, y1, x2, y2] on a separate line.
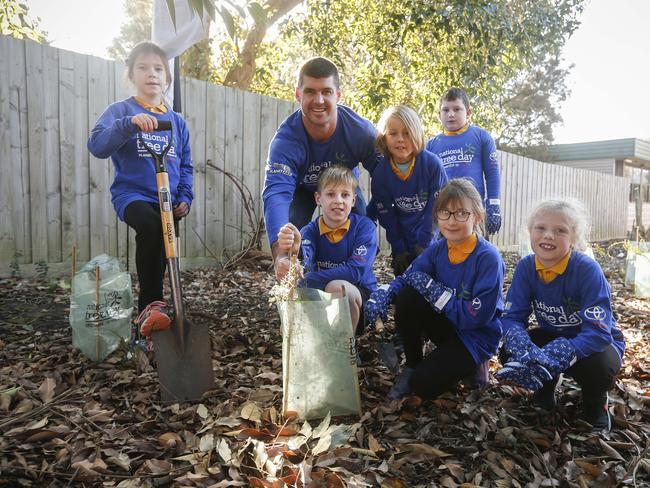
[426, 88, 501, 236]
[277, 165, 378, 333]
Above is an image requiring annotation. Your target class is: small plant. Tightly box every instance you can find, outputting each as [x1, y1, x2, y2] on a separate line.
[10, 251, 23, 278]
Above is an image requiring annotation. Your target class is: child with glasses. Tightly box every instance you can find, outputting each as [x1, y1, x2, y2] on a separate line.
[496, 198, 624, 431]
[369, 105, 447, 276]
[365, 178, 505, 400]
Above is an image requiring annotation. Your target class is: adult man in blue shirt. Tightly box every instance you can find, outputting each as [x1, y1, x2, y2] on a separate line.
[262, 57, 379, 279]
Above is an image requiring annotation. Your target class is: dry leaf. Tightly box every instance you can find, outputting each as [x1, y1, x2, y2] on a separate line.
[38, 378, 56, 403]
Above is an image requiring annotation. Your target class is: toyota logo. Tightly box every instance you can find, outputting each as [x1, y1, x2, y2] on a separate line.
[584, 306, 606, 321]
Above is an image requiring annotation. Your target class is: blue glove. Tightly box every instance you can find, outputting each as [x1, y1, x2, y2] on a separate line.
[365, 287, 392, 323]
[486, 203, 501, 235]
[501, 326, 540, 363]
[495, 361, 550, 391]
[404, 271, 454, 313]
[528, 337, 577, 377]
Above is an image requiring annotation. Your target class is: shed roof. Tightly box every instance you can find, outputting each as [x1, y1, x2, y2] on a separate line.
[543, 138, 650, 168]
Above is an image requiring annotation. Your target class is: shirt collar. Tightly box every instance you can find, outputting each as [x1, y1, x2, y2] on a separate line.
[133, 96, 168, 114]
[443, 122, 470, 136]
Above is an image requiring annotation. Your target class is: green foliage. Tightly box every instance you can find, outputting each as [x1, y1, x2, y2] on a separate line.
[0, 0, 47, 42]
[251, 0, 584, 146]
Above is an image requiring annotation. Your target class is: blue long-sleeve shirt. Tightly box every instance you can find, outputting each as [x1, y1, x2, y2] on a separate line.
[87, 97, 193, 220]
[369, 150, 447, 255]
[300, 213, 378, 292]
[403, 236, 505, 364]
[262, 106, 378, 245]
[426, 125, 499, 203]
[502, 252, 625, 361]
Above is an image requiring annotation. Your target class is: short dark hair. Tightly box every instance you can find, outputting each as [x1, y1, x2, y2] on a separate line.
[126, 41, 172, 88]
[298, 57, 340, 88]
[441, 87, 470, 109]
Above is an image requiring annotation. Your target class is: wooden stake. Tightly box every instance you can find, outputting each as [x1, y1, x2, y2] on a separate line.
[95, 265, 100, 361]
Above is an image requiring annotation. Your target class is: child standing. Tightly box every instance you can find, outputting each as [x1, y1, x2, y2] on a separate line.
[426, 88, 501, 236]
[496, 199, 625, 431]
[87, 41, 194, 337]
[277, 166, 377, 333]
[370, 105, 447, 276]
[365, 179, 505, 400]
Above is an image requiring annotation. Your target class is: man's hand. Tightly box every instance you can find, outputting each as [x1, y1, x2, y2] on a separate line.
[173, 202, 189, 219]
[486, 203, 501, 235]
[277, 223, 301, 255]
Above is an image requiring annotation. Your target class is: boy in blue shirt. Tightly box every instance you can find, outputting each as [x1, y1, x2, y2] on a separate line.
[277, 166, 378, 333]
[263, 57, 379, 282]
[426, 88, 501, 237]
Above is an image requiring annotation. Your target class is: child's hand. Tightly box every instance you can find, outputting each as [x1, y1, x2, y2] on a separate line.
[131, 113, 158, 132]
[173, 202, 189, 219]
[277, 224, 301, 255]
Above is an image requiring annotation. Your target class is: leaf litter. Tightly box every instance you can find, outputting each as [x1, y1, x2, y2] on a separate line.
[0, 244, 648, 487]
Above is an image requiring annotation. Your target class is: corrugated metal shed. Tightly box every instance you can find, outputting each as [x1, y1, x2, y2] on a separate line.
[544, 138, 650, 168]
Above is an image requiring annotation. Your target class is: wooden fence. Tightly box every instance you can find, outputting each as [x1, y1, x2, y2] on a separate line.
[0, 36, 630, 276]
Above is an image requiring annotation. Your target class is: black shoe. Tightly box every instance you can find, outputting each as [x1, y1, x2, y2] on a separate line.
[532, 389, 557, 410]
[580, 394, 611, 432]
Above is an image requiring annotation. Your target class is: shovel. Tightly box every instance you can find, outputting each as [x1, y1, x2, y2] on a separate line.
[138, 121, 214, 402]
[374, 318, 400, 374]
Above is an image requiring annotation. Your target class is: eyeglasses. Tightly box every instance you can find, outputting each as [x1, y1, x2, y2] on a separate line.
[436, 209, 472, 222]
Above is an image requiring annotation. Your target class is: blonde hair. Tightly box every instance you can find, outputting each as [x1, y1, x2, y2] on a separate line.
[434, 178, 485, 233]
[317, 165, 358, 193]
[527, 198, 590, 251]
[376, 105, 425, 159]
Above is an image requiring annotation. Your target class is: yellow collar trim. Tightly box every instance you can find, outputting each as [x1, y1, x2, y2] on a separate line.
[535, 251, 571, 284]
[389, 156, 416, 181]
[443, 122, 470, 136]
[319, 217, 351, 244]
[133, 96, 168, 114]
[447, 234, 478, 264]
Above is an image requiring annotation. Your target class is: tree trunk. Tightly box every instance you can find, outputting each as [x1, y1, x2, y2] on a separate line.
[223, 0, 303, 90]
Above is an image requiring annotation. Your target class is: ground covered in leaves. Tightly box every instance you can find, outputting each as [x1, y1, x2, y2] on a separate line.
[0, 245, 649, 487]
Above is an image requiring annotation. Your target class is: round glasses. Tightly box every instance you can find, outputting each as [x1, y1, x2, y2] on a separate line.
[436, 209, 472, 222]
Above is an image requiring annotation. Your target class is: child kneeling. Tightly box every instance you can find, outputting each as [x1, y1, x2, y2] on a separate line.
[276, 165, 377, 333]
[496, 198, 625, 431]
[365, 178, 505, 400]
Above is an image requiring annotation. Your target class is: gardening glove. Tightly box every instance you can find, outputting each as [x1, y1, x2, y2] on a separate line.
[495, 361, 549, 391]
[528, 337, 577, 377]
[404, 271, 454, 313]
[365, 286, 392, 323]
[392, 251, 411, 276]
[486, 203, 501, 235]
[501, 326, 540, 363]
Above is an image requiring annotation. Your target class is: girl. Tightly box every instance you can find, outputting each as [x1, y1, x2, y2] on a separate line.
[369, 105, 447, 276]
[365, 179, 505, 400]
[426, 88, 501, 237]
[496, 199, 625, 431]
[87, 41, 194, 338]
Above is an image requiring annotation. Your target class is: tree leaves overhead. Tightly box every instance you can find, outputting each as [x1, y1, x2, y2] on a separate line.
[254, 0, 584, 145]
[0, 0, 47, 42]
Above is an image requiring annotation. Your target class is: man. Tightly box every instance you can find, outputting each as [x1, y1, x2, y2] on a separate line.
[262, 57, 379, 278]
